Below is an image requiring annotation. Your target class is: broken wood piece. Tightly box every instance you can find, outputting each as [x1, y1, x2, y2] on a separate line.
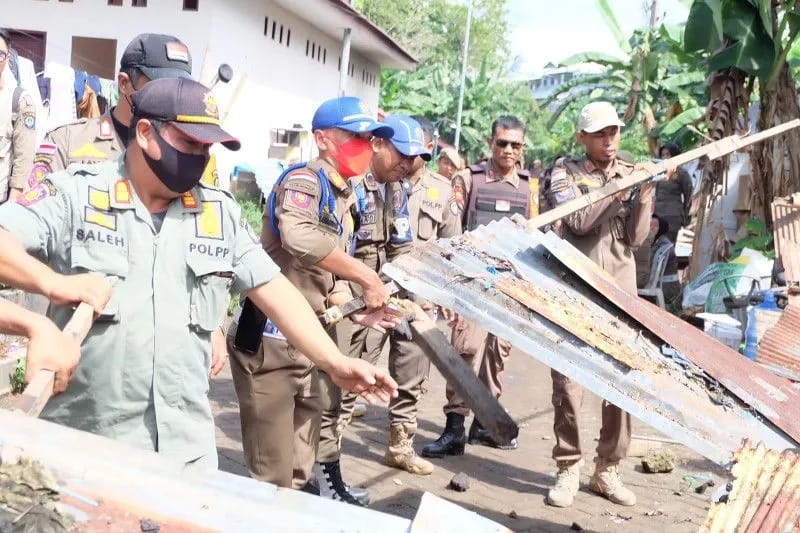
[9, 303, 95, 417]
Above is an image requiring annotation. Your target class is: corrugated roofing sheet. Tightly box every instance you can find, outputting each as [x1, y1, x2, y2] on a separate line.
[758, 303, 800, 381]
[702, 440, 800, 532]
[383, 218, 797, 465]
[772, 196, 800, 287]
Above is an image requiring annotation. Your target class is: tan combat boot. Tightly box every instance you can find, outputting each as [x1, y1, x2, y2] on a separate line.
[384, 423, 434, 475]
[546, 459, 583, 507]
[589, 457, 637, 506]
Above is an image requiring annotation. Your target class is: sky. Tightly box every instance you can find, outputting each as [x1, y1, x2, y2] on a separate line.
[506, 0, 690, 77]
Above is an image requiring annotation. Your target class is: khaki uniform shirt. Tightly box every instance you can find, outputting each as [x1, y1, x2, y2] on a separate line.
[404, 167, 461, 242]
[260, 158, 356, 314]
[0, 157, 280, 466]
[34, 113, 123, 179]
[547, 156, 653, 294]
[350, 171, 413, 276]
[451, 158, 535, 223]
[0, 84, 36, 199]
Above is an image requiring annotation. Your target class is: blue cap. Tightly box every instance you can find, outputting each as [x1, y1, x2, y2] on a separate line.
[381, 114, 431, 161]
[312, 96, 393, 138]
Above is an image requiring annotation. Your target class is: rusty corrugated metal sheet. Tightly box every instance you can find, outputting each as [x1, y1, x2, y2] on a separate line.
[382, 218, 796, 465]
[772, 196, 800, 287]
[534, 226, 800, 445]
[702, 440, 800, 532]
[757, 303, 800, 380]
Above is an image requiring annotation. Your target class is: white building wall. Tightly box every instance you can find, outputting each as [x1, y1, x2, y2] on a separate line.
[4, 0, 383, 184]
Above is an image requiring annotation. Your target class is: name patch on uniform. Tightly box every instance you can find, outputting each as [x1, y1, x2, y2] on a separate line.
[189, 242, 230, 258]
[359, 213, 377, 226]
[69, 143, 107, 160]
[286, 190, 312, 210]
[84, 206, 118, 231]
[195, 201, 224, 240]
[76, 228, 125, 248]
[421, 200, 442, 211]
[88, 187, 111, 211]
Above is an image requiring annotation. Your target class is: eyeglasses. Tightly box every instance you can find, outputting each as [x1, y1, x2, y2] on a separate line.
[0, 51, 7, 62]
[495, 139, 523, 151]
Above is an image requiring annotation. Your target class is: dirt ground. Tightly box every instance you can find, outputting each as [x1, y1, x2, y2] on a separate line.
[211, 336, 724, 533]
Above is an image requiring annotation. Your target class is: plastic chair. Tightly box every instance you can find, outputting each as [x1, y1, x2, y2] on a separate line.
[638, 242, 674, 308]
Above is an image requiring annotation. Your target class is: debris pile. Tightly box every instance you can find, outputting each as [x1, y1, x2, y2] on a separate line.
[702, 439, 800, 531]
[0, 446, 73, 532]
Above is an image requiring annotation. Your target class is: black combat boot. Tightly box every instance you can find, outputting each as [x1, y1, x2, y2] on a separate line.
[468, 419, 518, 450]
[313, 461, 370, 506]
[421, 413, 467, 458]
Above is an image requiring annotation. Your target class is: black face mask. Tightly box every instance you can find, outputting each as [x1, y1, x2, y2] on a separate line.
[143, 126, 209, 194]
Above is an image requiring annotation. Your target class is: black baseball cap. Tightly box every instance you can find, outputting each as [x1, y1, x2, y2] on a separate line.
[131, 78, 240, 151]
[121, 33, 192, 80]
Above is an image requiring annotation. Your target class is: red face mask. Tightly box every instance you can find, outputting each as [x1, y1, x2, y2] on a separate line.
[330, 137, 373, 178]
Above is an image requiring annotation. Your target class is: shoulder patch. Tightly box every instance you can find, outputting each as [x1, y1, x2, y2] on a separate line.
[17, 178, 58, 207]
[284, 190, 313, 211]
[449, 199, 460, 216]
[22, 114, 35, 129]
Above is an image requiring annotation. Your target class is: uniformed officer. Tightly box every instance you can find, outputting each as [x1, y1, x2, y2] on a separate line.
[436, 146, 462, 180]
[328, 115, 462, 477]
[31, 34, 192, 180]
[0, 78, 397, 469]
[0, 29, 36, 203]
[543, 101, 660, 508]
[311, 113, 417, 503]
[423, 116, 531, 459]
[0, 238, 111, 392]
[228, 96, 398, 502]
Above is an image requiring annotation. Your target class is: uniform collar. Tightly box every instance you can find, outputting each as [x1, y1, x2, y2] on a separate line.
[486, 158, 519, 187]
[309, 158, 350, 193]
[405, 167, 428, 195]
[109, 154, 203, 213]
[583, 156, 621, 178]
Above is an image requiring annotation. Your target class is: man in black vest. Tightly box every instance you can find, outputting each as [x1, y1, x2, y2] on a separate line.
[422, 116, 532, 459]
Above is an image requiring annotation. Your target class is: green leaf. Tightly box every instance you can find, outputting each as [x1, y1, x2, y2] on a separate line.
[658, 71, 707, 91]
[745, 217, 767, 235]
[708, 1, 775, 80]
[595, 0, 630, 53]
[754, 0, 773, 38]
[684, 0, 723, 52]
[658, 106, 705, 136]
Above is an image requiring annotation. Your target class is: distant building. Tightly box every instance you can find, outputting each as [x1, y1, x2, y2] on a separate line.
[7, 0, 417, 185]
[526, 62, 605, 102]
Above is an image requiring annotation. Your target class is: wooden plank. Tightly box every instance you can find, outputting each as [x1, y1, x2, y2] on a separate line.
[528, 119, 800, 231]
[8, 302, 95, 417]
[409, 314, 518, 444]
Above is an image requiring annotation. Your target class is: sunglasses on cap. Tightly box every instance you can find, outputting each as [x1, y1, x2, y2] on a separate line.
[495, 139, 524, 151]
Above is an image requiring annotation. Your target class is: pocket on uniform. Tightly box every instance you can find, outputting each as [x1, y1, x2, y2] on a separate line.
[417, 214, 436, 241]
[187, 257, 233, 332]
[70, 244, 127, 322]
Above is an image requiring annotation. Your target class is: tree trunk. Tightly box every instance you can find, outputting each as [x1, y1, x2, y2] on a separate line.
[749, 63, 800, 225]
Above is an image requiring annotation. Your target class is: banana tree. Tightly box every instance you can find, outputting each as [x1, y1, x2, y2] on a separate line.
[685, 0, 800, 224]
[543, 1, 707, 153]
